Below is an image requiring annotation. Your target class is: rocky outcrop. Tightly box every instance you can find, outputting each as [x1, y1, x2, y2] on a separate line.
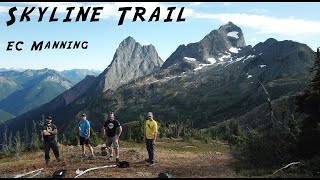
[97, 36, 163, 93]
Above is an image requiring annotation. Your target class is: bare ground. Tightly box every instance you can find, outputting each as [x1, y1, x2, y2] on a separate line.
[0, 139, 245, 178]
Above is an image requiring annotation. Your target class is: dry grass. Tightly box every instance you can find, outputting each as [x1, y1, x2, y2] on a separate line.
[0, 139, 242, 178]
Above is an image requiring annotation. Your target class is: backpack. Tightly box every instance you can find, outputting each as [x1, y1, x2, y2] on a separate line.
[117, 161, 129, 168]
[157, 172, 175, 178]
[52, 169, 67, 178]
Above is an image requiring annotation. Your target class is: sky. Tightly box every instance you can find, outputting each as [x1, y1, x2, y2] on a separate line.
[0, 2, 320, 71]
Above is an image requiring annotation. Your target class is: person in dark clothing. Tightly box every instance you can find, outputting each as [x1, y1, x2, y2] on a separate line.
[42, 116, 60, 164]
[103, 112, 122, 163]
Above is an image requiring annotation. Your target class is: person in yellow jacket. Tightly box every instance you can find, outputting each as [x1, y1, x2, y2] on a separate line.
[144, 112, 158, 165]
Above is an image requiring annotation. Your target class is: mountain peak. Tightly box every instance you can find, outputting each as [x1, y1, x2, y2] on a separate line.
[218, 21, 242, 33]
[162, 22, 246, 69]
[121, 36, 137, 46]
[97, 37, 163, 92]
[264, 38, 278, 44]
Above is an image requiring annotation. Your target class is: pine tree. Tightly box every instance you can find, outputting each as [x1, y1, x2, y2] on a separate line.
[14, 131, 21, 160]
[30, 120, 40, 150]
[2, 125, 9, 155]
[23, 122, 30, 150]
[296, 47, 320, 157]
[61, 134, 67, 145]
[8, 131, 13, 152]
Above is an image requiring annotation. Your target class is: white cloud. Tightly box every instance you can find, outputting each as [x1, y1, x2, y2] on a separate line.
[186, 12, 320, 35]
[250, 38, 257, 43]
[223, 2, 232, 6]
[142, 41, 151, 46]
[190, 2, 205, 6]
[249, 8, 268, 14]
[0, 6, 9, 13]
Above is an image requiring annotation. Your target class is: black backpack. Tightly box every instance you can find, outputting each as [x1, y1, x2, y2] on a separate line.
[52, 169, 67, 178]
[157, 172, 175, 178]
[117, 161, 129, 168]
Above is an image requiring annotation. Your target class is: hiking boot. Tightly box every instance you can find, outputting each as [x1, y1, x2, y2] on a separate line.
[116, 158, 120, 163]
[45, 159, 50, 165]
[89, 155, 95, 160]
[149, 161, 155, 166]
[57, 157, 61, 162]
[145, 159, 152, 163]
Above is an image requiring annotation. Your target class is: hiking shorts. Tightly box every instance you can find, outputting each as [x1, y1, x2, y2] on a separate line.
[106, 136, 119, 149]
[79, 136, 90, 145]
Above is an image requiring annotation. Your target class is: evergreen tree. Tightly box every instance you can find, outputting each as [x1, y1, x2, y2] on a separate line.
[14, 131, 21, 160]
[61, 134, 67, 145]
[8, 131, 13, 152]
[2, 125, 9, 154]
[296, 47, 320, 157]
[30, 120, 40, 150]
[23, 121, 30, 150]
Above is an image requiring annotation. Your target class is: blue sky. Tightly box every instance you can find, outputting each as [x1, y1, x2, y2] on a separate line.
[0, 2, 320, 71]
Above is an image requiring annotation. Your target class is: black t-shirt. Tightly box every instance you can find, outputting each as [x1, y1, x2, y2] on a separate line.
[104, 120, 121, 137]
[42, 123, 57, 142]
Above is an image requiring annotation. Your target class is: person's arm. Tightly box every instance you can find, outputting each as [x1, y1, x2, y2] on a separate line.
[116, 126, 122, 138]
[152, 122, 158, 144]
[86, 121, 91, 139]
[49, 129, 58, 135]
[87, 127, 90, 139]
[103, 127, 106, 137]
[48, 125, 58, 135]
[103, 122, 107, 137]
[144, 122, 147, 140]
[42, 129, 51, 136]
[42, 125, 51, 136]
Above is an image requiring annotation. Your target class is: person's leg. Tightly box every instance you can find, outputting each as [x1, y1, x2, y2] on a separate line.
[44, 141, 50, 164]
[146, 139, 151, 161]
[51, 140, 60, 161]
[85, 139, 94, 157]
[80, 136, 85, 156]
[113, 136, 120, 162]
[149, 139, 155, 163]
[106, 137, 113, 159]
[88, 145, 94, 157]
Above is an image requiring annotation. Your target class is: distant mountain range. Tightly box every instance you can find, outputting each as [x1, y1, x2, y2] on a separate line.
[0, 68, 101, 122]
[60, 69, 102, 84]
[0, 22, 315, 141]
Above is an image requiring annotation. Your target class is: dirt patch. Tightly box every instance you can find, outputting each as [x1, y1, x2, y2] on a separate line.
[0, 143, 240, 178]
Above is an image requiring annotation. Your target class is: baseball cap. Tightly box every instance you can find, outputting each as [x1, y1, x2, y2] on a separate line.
[147, 112, 153, 117]
[81, 113, 87, 117]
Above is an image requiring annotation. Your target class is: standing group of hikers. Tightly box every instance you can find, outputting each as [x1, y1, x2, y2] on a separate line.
[41, 112, 158, 166]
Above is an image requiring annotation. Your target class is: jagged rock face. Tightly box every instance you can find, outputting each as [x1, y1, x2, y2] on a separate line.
[97, 37, 163, 93]
[162, 22, 246, 69]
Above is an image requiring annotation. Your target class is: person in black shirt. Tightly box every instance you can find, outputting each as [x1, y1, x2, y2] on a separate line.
[42, 116, 61, 164]
[103, 112, 122, 163]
